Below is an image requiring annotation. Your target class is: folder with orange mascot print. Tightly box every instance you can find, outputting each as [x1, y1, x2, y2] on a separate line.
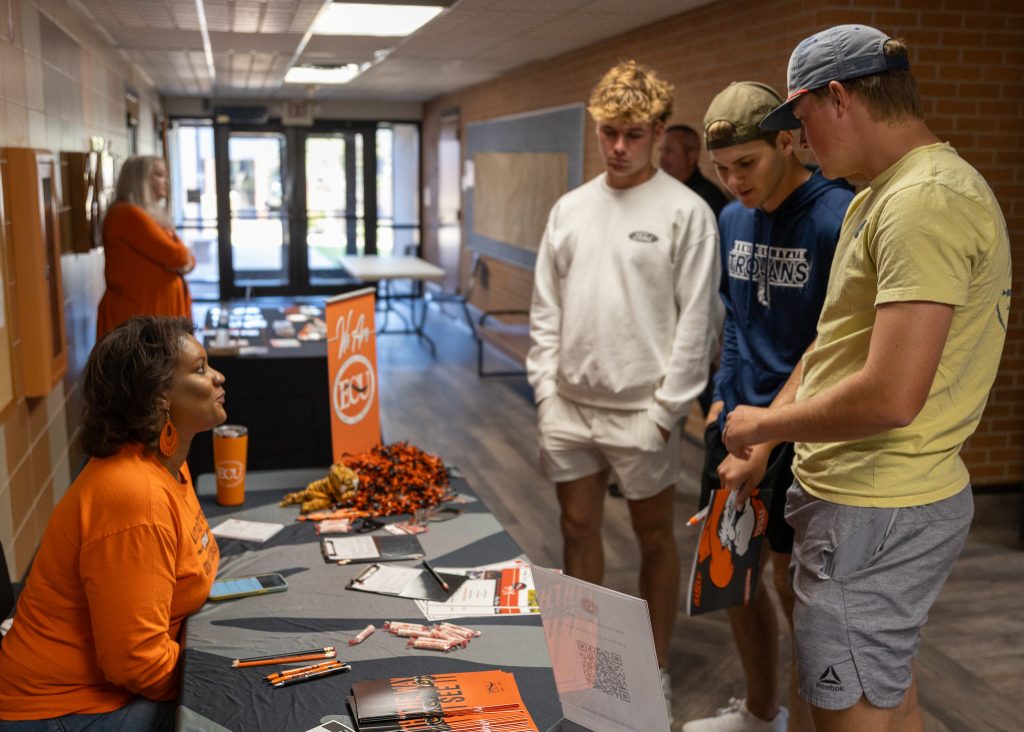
[687, 487, 771, 616]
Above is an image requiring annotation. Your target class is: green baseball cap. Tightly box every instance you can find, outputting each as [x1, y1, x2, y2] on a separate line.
[703, 81, 783, 150]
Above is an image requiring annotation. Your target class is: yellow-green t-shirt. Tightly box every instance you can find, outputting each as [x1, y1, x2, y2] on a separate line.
[794, 143, 1012, 507]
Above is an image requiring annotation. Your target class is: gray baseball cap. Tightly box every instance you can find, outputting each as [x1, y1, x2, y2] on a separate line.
[761, 24, 910, 130]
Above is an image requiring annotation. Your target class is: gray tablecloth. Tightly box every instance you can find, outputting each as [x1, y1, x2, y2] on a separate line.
[178, 468, 564, 732]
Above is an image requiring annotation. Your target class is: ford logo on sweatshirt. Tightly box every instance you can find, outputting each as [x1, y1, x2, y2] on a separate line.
[629, 231, 658, 243]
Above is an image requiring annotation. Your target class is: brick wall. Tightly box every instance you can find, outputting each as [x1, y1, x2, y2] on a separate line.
[422, 0, 1024, 486]
[0, 0, 161, 579]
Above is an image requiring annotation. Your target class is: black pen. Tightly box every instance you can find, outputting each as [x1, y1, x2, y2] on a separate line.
[422, 559, 450, 593]
[271, 662, 352, 687]
[233, 646, 335, 665]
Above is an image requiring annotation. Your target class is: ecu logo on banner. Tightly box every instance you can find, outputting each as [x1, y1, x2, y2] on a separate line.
[326, 288, 382, 459]
[333, 354, 376, 425]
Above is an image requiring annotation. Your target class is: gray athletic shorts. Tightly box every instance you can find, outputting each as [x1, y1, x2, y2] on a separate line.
[785, 481, 973, 710]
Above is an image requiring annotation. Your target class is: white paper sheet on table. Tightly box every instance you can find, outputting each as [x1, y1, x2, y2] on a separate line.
[414, 559, 540, 620]
[210, 518, 284, 543]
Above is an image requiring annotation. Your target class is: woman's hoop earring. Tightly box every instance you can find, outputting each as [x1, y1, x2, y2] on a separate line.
[159, 414, 179, 457]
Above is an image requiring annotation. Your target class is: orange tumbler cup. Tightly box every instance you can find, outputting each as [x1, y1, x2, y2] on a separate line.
[213, 424, 248, 506]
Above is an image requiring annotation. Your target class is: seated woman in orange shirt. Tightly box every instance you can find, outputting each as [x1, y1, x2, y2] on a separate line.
[97, 156, 195, 338]
[0, 316, 225, 731]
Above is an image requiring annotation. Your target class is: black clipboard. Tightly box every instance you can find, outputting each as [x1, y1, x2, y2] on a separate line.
[320, 534, 424, 564]
[347, 563, 469, 602]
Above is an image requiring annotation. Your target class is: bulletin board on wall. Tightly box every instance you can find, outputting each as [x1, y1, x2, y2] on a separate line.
[464, 104, 585, 270]
[1, 148, 69, 398]
[59, 146, 117, 254]
[0, 163, 15, 414]
[0, 0, 13, 43]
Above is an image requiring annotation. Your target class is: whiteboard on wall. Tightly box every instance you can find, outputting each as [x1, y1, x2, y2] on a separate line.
[464, 104, 585, 270]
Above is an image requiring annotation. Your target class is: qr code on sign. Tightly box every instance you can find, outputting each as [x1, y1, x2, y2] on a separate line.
[576, 640, 629, 702]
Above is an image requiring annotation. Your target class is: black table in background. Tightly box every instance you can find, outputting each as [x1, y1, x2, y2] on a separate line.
[188, 297, 355, 477]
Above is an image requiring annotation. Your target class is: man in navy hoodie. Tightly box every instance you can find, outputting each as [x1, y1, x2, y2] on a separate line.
[683, 82, 853, 732]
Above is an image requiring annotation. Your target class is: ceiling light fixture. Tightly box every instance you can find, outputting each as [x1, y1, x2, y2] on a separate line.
[312, 2, 444, 37]
[284, 64, 366, 85]
[194, 0, 217, 86]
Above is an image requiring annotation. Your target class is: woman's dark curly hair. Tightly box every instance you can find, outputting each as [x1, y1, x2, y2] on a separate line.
[81, 316, 195, 458]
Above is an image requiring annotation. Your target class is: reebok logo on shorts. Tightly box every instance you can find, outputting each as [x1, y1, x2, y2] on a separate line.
[815, 666, 844, 692]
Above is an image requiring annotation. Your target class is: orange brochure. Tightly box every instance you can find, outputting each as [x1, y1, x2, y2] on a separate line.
[350, 670, 538, 731]
[325, 288, 382, 459]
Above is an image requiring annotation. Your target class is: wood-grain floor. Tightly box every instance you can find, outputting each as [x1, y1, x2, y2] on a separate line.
[376, 303, 1024, 732]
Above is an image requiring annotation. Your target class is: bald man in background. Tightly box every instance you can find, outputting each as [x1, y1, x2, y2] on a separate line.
[660, 124, 728, 217]
[659, 123, 728, 418]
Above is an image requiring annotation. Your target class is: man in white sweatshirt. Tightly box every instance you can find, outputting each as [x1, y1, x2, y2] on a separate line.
[527, 60, 721, 703]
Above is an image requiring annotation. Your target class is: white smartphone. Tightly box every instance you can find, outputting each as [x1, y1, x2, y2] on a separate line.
[208, 573, 288, 601]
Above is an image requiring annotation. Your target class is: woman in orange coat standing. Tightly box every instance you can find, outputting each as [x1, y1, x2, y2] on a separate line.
[97, 156, 195, 337]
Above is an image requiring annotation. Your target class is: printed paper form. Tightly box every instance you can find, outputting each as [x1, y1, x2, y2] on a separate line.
[353, 565, 421, 594]
[324, 535, 379, 560]
[210, 519, 284, 543]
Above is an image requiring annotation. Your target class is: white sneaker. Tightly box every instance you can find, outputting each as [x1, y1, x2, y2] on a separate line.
[661, 668, 673, 727]
[681, 698, 788, 732]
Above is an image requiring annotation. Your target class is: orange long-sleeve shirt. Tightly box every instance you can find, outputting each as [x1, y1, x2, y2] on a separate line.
[97, 202, 194, 338]
[0, 446, 218, 720]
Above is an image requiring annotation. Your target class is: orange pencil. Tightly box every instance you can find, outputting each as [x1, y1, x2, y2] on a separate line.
[687, 506, 710, 527]
[265, 660, 341, 680]
[232, 650, 336, 668]
[232, 646, 334, 665]
[270, 663, 351, 687]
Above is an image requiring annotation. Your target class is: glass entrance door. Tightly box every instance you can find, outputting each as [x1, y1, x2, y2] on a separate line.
[226, 131, 288, 288]
[169, 120, 219, 301]
[305, 131, 367, 285]
[195, 120, 419, 299]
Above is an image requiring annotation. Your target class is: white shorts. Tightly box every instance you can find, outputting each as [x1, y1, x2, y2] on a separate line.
[537, 394, 681, 501]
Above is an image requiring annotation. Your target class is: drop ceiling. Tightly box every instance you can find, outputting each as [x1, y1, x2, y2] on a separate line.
[70, 0, 715, 101]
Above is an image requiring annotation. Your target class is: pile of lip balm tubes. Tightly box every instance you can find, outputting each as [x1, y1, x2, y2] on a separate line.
[346, 621, 482, 653]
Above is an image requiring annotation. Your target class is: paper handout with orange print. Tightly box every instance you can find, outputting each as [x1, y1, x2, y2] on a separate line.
[686, 487, 771, 616]
[325, 288, 381, 459]
[349, 670, 539, 731]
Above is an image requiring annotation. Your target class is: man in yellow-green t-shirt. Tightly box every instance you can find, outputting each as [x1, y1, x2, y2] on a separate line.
[722, 24, 1011, 732]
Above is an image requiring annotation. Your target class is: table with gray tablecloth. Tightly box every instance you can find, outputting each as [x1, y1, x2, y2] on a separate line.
[178, 467, 566, 732]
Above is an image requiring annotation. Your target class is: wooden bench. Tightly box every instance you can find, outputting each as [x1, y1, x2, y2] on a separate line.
[476, 309, 530, 377]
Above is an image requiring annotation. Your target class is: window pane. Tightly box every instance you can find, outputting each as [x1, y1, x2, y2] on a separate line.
[377, 224, 419, 260]
[306, 137, 346, 217]
[306, 135, 352, 282]
[170, 120, 219, 299]
[228, 133, 287, 285]
[376, 127, 393, 221]
[376, 123, 419, 257]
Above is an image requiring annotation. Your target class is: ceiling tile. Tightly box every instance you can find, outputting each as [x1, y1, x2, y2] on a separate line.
[70, 0, 717, 102]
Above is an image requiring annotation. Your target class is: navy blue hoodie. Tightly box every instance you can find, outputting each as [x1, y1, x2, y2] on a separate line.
[713, 171, 854, 428]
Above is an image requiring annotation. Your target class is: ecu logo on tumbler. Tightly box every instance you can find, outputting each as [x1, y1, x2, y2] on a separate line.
[216, 461, 245, 487]
[212, 425, 248, 506]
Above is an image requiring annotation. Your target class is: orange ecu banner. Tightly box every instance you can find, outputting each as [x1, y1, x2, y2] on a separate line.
[325, 288, 382, 459]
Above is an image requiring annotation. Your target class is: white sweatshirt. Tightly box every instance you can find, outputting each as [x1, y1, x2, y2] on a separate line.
[527, 169, 722, 431]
